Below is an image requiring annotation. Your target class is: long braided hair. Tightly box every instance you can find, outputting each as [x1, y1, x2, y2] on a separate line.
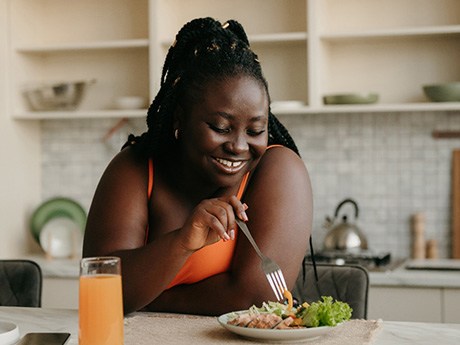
[125, 17, 299, 157]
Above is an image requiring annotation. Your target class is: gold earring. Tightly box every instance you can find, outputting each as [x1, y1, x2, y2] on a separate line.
[174, 129, 179, 140]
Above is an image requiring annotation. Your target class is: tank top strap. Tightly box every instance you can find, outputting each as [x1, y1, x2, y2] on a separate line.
[236, 172, 250, 200]
[148, 158, 154, 200]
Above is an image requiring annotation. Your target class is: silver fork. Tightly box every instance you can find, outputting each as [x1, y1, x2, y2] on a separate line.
[235, 218, 288, 301]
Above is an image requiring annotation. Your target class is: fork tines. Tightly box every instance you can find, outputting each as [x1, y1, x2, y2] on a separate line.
[266, 269, 288, 301]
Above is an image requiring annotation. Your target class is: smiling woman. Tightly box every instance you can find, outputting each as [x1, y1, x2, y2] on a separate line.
[82, 17, 313, 316]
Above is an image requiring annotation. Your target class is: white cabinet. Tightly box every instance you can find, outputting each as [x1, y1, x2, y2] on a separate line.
[7, 0, 460, 120]
[368, 286, 443, 322]
[151, 0, 308, 106]
[8, 0, 151, 120]
[443, 289, 460, 323]
[310, 0, 460, 113]
[152, 0, 460, 114]
[42, 277, 79, 309]
[369, 286, 460, 323]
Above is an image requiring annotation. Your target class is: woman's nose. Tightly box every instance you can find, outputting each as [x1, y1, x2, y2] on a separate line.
[224, 132, 249, 154]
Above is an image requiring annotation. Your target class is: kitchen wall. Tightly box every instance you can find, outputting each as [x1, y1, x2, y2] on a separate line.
[0, 0, 41, 258]
[41, 111, 460, 259]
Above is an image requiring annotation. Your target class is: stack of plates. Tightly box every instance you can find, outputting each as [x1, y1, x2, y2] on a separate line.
[30, 197, 87, 258]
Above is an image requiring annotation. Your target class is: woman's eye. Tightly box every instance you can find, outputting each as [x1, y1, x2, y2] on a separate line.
[247, 129, 266, 136]
[208, 123, 230, 134]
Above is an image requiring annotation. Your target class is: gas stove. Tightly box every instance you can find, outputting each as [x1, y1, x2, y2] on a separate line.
[306, 250, 393, 271]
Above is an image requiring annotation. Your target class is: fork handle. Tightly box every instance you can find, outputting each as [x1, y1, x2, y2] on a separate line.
[235, 219, 265, 260]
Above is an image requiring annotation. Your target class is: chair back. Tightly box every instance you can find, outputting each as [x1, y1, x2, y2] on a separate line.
[0, 259, 42, 307]
[291, 261, 369, 319]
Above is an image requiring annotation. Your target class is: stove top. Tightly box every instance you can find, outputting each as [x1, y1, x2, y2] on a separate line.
[307, 250, 392, 271]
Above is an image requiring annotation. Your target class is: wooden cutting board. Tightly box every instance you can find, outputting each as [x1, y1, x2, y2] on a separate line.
[453, 150, 460, 258]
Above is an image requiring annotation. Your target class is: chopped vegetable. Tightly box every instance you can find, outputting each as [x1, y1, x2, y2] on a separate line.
[283, 289, 293, 311]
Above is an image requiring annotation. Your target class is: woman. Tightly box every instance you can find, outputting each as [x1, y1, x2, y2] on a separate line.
[83, 17, 313, 315]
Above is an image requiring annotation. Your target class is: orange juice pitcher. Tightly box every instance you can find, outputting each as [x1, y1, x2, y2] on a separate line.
[79, 257, 124, 345]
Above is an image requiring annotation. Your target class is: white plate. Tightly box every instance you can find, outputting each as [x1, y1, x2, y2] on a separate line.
[39, 217, 82, 258]
[218, 311, 337, 343]
[0, 321, 20, 345]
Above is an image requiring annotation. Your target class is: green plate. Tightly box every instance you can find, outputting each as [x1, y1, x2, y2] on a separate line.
[30, 197, 87, 244]
[323, 93, 379, 105]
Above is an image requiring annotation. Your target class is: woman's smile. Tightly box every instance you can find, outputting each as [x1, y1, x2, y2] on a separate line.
[212, 157, 247, 174]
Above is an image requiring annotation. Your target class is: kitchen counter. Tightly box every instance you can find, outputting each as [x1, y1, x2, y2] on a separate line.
[25, 255, 79, 278]
[369, 259, 460, 288]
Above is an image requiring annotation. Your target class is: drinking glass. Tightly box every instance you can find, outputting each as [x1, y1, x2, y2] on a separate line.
[79, 256, 124, 345]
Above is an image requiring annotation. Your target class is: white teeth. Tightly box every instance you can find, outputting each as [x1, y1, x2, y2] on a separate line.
[216, 158, 243, 168]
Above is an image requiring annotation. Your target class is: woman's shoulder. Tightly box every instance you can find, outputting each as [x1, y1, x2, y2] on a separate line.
[260, 145, 306, 172]
[101, 145, 149, 184]
[247, 145, 310, 195]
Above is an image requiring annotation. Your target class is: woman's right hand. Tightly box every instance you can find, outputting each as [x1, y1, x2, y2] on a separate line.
[177, 195, 248, 252]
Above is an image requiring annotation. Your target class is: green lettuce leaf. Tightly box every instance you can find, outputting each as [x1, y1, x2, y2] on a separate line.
[298, 296, 352, 327]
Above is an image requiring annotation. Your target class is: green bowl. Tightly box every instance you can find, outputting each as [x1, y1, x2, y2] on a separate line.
[423, 82, 460, 102]
[323, 93, 379, 105]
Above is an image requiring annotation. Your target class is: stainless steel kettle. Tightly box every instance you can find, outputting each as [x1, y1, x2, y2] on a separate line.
[323, 198, 368, 251]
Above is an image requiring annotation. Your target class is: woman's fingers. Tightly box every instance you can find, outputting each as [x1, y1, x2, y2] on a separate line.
[226, 195, 249, 222]
[204, 199, 235, 241]
[180, 197, 250, 251]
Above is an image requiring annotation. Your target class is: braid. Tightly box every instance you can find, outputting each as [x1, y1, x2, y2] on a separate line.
[124, 17, 299, 158]
[268, 111, 299, 155]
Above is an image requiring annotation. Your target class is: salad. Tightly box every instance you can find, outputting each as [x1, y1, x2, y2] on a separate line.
[227, 293, 352, 329]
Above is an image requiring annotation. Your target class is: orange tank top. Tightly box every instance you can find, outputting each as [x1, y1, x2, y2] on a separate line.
[146, 161, 249, 288]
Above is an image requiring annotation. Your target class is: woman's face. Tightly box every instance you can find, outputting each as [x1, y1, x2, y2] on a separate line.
[179, 75, 269, 188]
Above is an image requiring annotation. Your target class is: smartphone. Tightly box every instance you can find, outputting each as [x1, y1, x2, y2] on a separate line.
[16, 332, 71, 345]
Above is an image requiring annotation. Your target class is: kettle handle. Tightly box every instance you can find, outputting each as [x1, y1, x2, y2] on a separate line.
[334, 198, 359, 220]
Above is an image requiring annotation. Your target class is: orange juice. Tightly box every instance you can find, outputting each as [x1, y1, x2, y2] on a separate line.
[79, 274, 123, 345]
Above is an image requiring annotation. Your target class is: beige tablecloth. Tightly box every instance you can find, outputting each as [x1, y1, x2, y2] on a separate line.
[124, 313, 383, 345]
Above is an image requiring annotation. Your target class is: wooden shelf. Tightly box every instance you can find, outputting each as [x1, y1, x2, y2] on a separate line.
[12, 109, 147, 120]
[8, 0, 460, 120]
[16, 39, 150, 53]
[321, 25, 460, 41]
[271, 102, 460, 115]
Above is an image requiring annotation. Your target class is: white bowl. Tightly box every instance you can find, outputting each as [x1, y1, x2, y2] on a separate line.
[0, 321, 20, 345]
[114, 96, 146, 110]
[39, 217, 82, 258]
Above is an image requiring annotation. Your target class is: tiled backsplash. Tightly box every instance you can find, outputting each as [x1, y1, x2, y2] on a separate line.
[42, 111, 460, 259]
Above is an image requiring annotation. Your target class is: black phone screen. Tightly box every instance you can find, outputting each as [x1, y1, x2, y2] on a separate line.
[16, 332, 71, 345]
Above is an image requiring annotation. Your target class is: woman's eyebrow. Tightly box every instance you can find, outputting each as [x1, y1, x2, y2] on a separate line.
[214, 112, 267, 123]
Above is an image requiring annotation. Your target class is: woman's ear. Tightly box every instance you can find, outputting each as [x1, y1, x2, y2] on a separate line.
[173, 105, 184, 130]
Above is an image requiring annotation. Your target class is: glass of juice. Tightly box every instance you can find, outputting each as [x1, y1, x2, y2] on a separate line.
[79, 256, 123, 345]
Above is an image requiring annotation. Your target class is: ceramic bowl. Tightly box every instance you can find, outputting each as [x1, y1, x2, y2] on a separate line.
[114, 96, 146, 110]
[0, 321, 20, 345]
[423, 82, 460, 102]
[23, 79, 95, 111]
[323, 93, 379, 105]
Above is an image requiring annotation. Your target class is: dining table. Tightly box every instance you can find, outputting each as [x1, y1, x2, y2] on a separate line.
[0, 306, 459, 345]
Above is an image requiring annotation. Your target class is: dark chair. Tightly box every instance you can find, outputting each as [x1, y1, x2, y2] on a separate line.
[0, 259, 42, 307]
[291, 261, 369, 319]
